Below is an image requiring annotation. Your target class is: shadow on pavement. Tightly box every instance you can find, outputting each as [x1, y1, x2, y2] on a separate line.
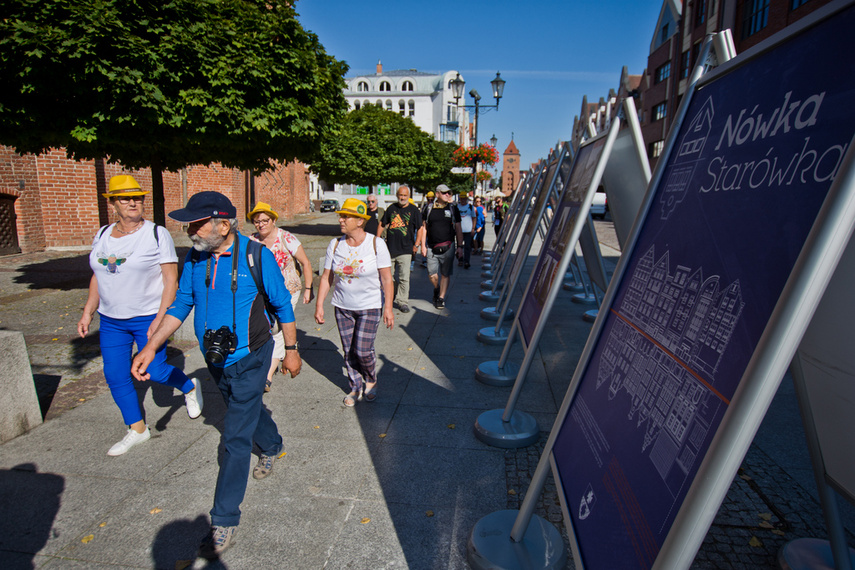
[277, 220, 341, 237]
[151, 514, 225, 569]
[0, 463, 63, 569]
[12, 253, 92, 291]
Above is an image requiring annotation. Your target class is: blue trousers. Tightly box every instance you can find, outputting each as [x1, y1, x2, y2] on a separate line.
[207, 338, 282, 527]
[99, 313, 193, 426]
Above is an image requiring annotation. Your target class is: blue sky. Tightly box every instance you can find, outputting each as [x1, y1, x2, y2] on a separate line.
[295, 0, 663, 172]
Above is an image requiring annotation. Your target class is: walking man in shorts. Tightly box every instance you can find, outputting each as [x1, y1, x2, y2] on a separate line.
[419, 184, 463, 309]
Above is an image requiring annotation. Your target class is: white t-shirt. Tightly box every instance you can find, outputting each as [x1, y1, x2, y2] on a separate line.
[89, 220, 179, 319]
[458, 202, 475, 233]
[324, 234, 391, 311]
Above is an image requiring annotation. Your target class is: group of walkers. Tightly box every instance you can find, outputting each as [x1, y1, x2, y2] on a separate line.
[75, 175, 505, 559]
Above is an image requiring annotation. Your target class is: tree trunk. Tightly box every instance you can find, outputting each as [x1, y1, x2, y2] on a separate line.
[150, 157, 166, 226]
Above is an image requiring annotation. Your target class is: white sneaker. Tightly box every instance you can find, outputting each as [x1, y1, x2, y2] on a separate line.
[107, 426, 151, 456]
[184, 378, 204, 419]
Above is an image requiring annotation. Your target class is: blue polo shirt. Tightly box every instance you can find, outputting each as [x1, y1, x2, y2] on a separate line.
[167, 233, 295, 368]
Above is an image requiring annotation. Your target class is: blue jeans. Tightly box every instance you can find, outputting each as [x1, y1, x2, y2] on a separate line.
[207, 338, 282, 527]
[99, 313, 193, 425]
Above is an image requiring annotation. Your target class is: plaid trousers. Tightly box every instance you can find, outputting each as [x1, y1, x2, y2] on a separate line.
[334, 307, 382, 393]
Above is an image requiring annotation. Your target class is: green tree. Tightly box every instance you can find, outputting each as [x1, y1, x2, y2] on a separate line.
[312, 103, 449, 193]
[0, 0, 347, 224]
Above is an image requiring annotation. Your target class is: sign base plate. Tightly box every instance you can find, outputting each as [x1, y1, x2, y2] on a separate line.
[475, 360, 520, 387]
[478, 326, 509, 345]
[474, 409, 539, 448]
[779, 538, 855, 570]
[468, 510, 567, 570]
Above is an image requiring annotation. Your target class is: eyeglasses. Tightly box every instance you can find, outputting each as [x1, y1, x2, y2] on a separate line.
[253, 218, 273, 226]
[116, 196, 144, 204]
[439, 190, 451, 195]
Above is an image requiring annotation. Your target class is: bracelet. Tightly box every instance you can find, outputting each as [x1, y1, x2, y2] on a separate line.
[305, 286, 312, 290]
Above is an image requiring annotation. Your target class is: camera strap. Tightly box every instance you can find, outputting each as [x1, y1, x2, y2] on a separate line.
[203, 233, 239, 337]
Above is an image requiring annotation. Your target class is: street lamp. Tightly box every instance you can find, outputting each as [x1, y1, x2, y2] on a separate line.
[452, 72, 506, 193]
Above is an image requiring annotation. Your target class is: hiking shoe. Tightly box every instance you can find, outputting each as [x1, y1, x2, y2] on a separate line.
[464, 262, 471, 269]
[107, 426, 151, 456]
[199, 525, 236, 559]
[399, 303, 410, 313]
[253, 454, 275, 480]
[435, 297, 445, 309]
[184, 377, 203, 419]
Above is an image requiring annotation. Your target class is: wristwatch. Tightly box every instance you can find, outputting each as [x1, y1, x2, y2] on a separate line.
[284, 342, 299, 350]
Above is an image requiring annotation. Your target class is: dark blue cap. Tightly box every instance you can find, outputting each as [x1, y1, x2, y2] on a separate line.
[168, 191, 237, 223]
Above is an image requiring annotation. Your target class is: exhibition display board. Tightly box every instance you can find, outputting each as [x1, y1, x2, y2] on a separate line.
[518, 134, 610, 346]
[600, 98, 652, 249]
[549, 4, 855, 568]
[481, 144, 571, 329]
[481, 161, 543, 283]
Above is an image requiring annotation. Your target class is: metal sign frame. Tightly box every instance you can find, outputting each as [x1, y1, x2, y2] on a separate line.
[538, 4, 855, 568]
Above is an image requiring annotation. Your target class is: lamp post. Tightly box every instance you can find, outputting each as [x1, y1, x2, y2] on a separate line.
[451, 72, 505, 194]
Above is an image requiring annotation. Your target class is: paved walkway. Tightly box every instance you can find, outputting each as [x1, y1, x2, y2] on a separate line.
[0, 213, 852, 569]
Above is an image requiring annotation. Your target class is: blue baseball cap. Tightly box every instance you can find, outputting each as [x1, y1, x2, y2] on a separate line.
[169, 191, 237, 223]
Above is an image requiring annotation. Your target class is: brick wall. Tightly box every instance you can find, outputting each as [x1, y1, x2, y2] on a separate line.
[0, 148, 43, 253]
[253, 161, 311, 220]
[0, 145, 312, 254]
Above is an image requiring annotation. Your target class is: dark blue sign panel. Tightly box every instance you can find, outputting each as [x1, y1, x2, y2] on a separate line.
[552, 7, 855, 569]
[518, 137, 607, 345]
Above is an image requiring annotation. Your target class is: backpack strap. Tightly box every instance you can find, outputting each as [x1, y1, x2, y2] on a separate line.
[98, 221, 160, 245]
[332, 234, 376, 257]
[246, 239, 277, 323]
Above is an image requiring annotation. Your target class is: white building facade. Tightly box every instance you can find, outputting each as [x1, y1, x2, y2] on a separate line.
[331, 62, 470, 201]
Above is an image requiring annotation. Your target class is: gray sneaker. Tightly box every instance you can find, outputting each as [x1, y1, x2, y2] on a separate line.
[252, 454, 275, 480]
[199, 525, 236, 559]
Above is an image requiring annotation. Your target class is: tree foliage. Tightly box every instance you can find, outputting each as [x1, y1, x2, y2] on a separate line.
[312, 103, 450, 192]
[0, 0, 348, 221]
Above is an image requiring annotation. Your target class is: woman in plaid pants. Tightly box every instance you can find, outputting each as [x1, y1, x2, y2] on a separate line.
[315, 198, 395, 407]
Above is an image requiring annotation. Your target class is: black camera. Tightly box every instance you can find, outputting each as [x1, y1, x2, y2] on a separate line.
[203, 326, 237, 365]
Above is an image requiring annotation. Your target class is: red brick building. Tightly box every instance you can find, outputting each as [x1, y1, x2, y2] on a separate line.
[0, 146, 312, 254]
[640, 0, 834, 169]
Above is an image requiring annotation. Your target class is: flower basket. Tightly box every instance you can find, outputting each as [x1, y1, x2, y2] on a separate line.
[476, 171, 492, 182]
[452, 143, 499, 167]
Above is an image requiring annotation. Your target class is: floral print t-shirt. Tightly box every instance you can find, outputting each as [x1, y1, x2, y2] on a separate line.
[324, 234, 391, 311]
[251, 228, 302, 295]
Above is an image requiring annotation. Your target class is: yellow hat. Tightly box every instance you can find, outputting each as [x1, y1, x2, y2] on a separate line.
[408, 198, 415, 205]
[459, 191, 469, 198]
[336, 198, 370, 219]
[102, 175, 149, 198]
[246, 201, 279, 222]
[426, 191, 435, 199]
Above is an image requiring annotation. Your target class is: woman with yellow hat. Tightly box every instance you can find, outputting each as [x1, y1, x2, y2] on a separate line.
[314, 198, 394, 407]
[78, 174, 203, 456]
[247, 202, 313, 391]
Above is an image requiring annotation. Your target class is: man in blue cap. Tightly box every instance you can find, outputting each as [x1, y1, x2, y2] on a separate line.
[132, 191, 301, 558]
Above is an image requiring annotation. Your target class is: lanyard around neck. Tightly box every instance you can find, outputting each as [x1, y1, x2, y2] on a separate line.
[203, 233, 240, 334]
